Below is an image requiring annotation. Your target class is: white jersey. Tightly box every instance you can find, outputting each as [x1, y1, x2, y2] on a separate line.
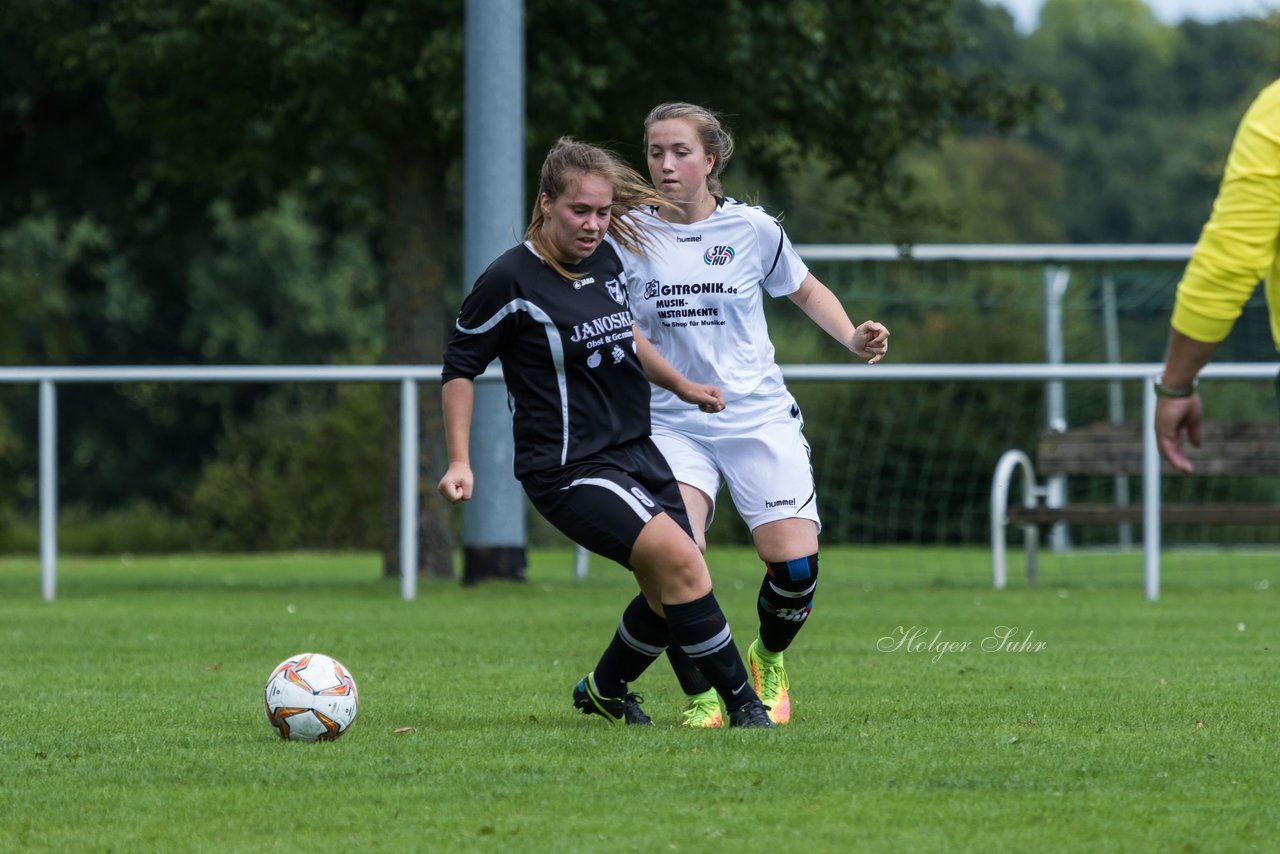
[611, 198, 809, 409]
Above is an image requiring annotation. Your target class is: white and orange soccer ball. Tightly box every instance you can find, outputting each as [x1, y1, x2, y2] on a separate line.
[263, 652, 359, 741]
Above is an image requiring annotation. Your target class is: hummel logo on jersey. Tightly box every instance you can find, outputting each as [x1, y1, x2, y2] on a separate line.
[572, 276, 596, 290]
[703, 245, 735, 265]
[676, 235, 702, 243]
[765, 497, 797, 509]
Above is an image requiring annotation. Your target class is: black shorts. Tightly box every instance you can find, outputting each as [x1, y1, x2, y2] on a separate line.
[521, 437, 694, 569]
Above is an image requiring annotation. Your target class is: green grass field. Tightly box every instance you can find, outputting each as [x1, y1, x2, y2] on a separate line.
[3, 547, 1278, 852]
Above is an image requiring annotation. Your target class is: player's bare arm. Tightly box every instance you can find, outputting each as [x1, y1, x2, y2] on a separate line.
[788, 273, 889, 364]
[632, 324, 725, 412]
[438, 377, 476, 502]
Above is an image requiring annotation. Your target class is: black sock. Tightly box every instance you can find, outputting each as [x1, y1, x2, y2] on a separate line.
[592, 594, 669, 698]
[758, 554, 819, 653]
[666, 643, 712, 696]
[664, 591, 756, 710]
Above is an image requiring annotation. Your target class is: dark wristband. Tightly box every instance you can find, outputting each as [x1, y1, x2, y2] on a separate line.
[1154, 378, 1197, 398]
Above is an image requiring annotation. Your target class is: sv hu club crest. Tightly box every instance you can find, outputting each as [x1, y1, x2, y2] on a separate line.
[703, 245, 735, 266]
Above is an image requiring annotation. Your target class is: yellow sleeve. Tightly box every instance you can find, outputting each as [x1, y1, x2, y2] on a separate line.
[1172, 79, 1280, 345]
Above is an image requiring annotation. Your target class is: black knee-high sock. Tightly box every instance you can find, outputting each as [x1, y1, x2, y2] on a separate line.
[664, 591, 757, 710]
[592, 594, 669, 698]
[758, 554, 819, 653]
[666, 643, 712, 696]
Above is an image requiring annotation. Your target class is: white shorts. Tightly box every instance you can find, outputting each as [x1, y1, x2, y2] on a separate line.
[650, 390, 821, 534]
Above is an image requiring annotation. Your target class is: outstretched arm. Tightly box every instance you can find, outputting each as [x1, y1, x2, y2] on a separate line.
[437, 377, 476, 502]
[788, 273, 890, 363]
[632, 324, 725, 413]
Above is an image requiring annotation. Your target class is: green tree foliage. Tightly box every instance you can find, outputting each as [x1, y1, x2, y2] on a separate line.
[2, 0, 462, 569]
[525, 0, 1042, 202]
[2, 0, 1043, 556]
[523, 0, 1044, 239]
[770, 1, 1279, 246]
[189, 384, 383, 550]
[738, 0, 1057, 243]
[184, 198, 381, 365]
[1024, 0, 1277, 241]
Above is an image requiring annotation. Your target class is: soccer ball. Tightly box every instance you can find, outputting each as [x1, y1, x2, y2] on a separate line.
[263, 652, 359, 741]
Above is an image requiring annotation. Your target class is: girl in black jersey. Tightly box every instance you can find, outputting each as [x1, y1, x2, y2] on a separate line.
[438, 138, 774, 728]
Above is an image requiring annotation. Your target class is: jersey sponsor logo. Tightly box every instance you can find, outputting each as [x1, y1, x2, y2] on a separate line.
[572, 276, 596, 290]
[657, 306, 721, 320]
[604, 276, 627, 306]
[610, 344, 626, 363]
[645, 281, 731, 298]
[568, 310, 633, 343]
[587, 351, 602, 368]
[703, 244, 735, 266]
[676, 235, 702, 243]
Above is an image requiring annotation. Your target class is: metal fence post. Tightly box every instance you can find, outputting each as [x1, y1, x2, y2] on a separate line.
[1101, 273, 1133, 547]
[399, 378, 419, 601]
[1142, 377, 1161, 601]
[1043, 264, 1071, 553]
[39, 380, 57, 602]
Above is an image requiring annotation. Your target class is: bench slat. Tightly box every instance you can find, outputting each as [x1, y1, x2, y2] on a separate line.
[1036, 421, 1280, 476]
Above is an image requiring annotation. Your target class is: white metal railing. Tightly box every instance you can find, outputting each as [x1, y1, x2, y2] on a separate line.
[793, 243, 1192, 263]
[794, 243, 1197, 262]
[2, 362, 1276, 602]
[0, 365, 458, 602]
[798, 364, 1277, 601]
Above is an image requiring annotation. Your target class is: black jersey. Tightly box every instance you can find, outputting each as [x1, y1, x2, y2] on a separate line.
[441, 241, 652, 479]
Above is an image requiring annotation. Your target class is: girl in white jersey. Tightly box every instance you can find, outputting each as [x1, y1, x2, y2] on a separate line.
[613, 103, 890, 726]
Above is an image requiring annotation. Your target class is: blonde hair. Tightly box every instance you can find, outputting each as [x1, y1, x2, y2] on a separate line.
[643, 102, 735, 196]
[525, 137, 669, 281]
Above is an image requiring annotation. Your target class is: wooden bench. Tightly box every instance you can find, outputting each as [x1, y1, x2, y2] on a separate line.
[990, 420, 1280, 587]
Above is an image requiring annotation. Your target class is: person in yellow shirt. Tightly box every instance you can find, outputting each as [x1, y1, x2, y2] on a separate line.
[1157, 79, 1280, 474]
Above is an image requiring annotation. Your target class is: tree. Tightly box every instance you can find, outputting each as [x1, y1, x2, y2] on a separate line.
[2, 0, 1043, 566]
[526, 0, 1042, 217]
[5, 0, 466, 577]
[1019, 0, 1277, 242]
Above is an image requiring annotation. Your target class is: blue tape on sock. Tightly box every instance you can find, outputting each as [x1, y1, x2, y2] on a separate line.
[784, 556, 811, 581]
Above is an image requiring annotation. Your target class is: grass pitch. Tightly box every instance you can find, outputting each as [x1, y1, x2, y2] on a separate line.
[2, 547, 1278, 852]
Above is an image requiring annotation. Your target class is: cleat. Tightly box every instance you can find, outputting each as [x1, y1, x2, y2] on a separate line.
[572, 672, 653, 725]
[748, 639, 791, 725]
[680, 689, 724, 728]
[728, 697, 775, 728]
